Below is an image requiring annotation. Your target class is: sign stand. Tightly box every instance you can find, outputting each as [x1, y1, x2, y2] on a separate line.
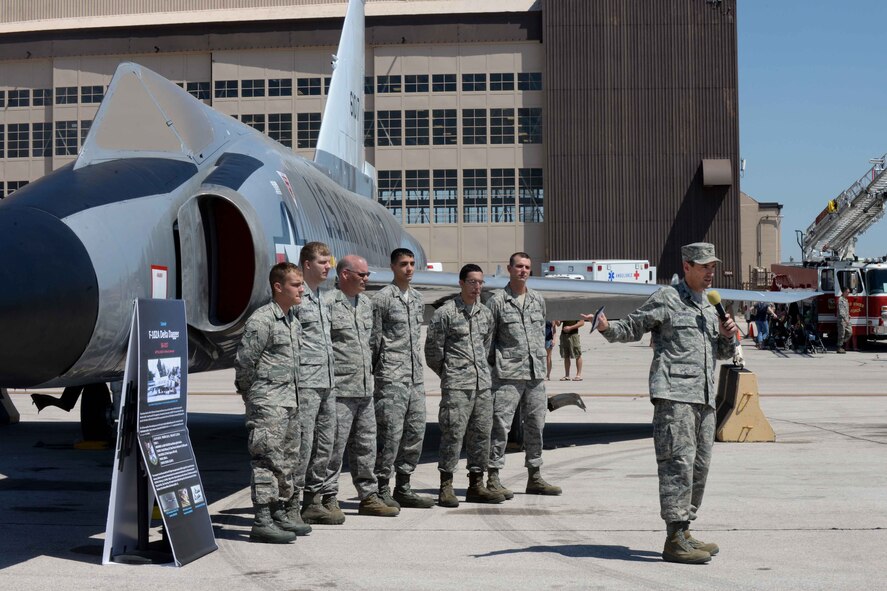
[103, 299, 217, 566]
[0, 388, 20, 425]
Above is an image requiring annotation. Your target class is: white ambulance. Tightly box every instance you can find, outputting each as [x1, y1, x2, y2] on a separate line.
[542, 260, 657, 284]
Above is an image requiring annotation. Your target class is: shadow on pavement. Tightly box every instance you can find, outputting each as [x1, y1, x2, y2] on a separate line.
[471, 543, 661, 562]
[0, 410, 651, 570]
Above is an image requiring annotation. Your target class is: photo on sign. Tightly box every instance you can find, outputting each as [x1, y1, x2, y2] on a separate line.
[178, 487, 191, 508]
[191, 484, 205, 504]
[144, 439, 159, 466]
[147, 357, 182, 403]
[158, 491, 179, 512]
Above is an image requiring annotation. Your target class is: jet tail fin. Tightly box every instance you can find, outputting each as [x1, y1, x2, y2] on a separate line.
[314, 0, 373, 198]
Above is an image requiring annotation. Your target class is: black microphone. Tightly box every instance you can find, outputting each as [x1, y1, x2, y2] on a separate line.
[706, 290, 727, 322]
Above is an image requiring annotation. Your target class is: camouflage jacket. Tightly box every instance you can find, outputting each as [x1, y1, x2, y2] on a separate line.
[295, 285, 335, 389]
[838, 295, 851, 327]
[486, 285, 546, 381]
[234, 300, 300, 407]
[326, 289, 374, 397]
[601, 280, 737, 408]
[371, 283, 425, 385]
[425, 296, 493, 390]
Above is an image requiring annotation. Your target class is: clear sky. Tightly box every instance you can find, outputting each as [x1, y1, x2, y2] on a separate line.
[738, 1, 887, 262]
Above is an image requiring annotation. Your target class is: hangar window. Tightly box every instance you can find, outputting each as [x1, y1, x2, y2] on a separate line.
[33, 88, 52, 106]
[364, 76, 375, 95]
[405, 170, 430, 224]
[32, 123, 52, 157]
[241, 79, 265, 98]
[297, 77, 321, 96]
[405, 75, 429, 93]
[518, 72, 543, 91]
[324, 77, 332, 95]
[55, 86, 77, 104]
[269, 78, 292, 97]
[0, 91, 4, 107]
[214, 80, 238, 98]
[242, 114, 266, 133]
[490, 73, 515, 91]
[405, 110, 429, 146]
[432, 74, 456, 92]
[364, 111, 375, 147]
[6, 180, 28, 196]
[187, 82, 210, 100]
[81, 85, 104, 103]
[377, 110, 402, 146]
[54, 121, 77, 156]
[377, 75, 402, 94]
[519, 168, 544, 223]
[491, 168, 516, 223]
[433, 169, 458, 224]
[432, 109, 457, 145]
[269, 114, 292, 147]
[518, 108, 543, 144]
[80, 120, 92, 148]
[7, 123, 29, 158]
[490, 108, 515, 144]
[463, 169, 488, 224]
[462, 73, 486, 92]
[378, 170, 403, 221]
[462, 109, 487, 145]
[297, 112, 321, 148]
[7, 89, 29, 107]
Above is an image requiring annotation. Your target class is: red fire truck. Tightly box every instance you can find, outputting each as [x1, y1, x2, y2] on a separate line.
[771, 155, 887, 343]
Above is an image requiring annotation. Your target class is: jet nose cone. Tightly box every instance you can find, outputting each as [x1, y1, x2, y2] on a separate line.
[0, 207, 98, 387]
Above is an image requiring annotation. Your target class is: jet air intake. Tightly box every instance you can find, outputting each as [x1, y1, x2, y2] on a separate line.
[0, 207, 98, 387]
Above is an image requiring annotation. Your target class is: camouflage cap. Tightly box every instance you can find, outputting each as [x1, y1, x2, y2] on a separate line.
[681, 242, 720, 264]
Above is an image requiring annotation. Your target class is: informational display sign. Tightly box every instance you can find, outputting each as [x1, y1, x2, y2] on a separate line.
[104, 299, 216, 566]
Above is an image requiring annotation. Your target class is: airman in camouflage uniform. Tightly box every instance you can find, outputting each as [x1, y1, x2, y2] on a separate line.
[322, 255, 399, 518]
[425, 264, 504, 507]
[294, 242, 340, 525]
[371, 248, 435, 509]
[587, 243, 738, 564]
[486, 252, 561, 499]
[836, 287, 851, 353]
[235, 262, 307, 543]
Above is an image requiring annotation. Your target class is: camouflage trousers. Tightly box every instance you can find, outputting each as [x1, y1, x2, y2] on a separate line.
[324, 396, 378, 500]
[652, 399, 715, 523]
[244, 400, 300, 505]
[490, 378, 547, 470]
[296, 387, 336, 495]
[438, 388, 493, 474]
[837, 320, 852, 345]
[374, 382, 427, 480]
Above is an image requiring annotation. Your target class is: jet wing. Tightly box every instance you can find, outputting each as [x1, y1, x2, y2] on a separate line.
[368, 269, 822, 320]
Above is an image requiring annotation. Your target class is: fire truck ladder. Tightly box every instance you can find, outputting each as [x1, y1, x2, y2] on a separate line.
[800, 154, 887, 262]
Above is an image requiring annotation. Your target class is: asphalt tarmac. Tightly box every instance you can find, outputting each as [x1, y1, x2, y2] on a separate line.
[2, 330, 886, 590]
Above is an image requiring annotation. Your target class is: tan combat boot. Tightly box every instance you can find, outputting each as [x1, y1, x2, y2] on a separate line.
[438, 471, 459, 507]
[486, 468, 514, 500]
[683, 528, 719, 556]
[465, 471, 505, 504]
[662, 527, 711, 564]
[393, 473, 435, 508]
[300, 492, 335, 525]
[358, 492, 400, 517]
[377, 478, 401, 509]
[321, 494, 346, 524]
[271, 496, 312, 536]
[526, 466, 562, 495]
[250, 503, 297, 544]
